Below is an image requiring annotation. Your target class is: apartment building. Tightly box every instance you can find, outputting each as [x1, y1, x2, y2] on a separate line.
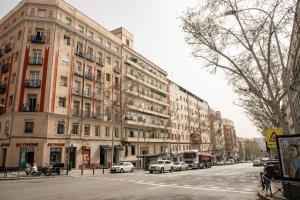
[169, 81, 210, 157]
[222, 118, 237, 159]
[285, 0, 300, 134]
[208, 109, 225, 161]
[0, 0, 123, 168]
[111, 28, 170, 168]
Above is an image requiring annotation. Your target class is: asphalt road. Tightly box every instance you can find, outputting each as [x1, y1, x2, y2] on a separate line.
[0, 163, 262, 200]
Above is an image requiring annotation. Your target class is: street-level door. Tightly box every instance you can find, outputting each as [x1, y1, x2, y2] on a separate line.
[100, 147, 107, 166]
[19, 147, 34, 168]
[69, 147, 76, 168]
[113, 148, 119, 164]
[1, 148, 7, 167]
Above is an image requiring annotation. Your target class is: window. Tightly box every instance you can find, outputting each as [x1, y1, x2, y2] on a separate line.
[9, 95, 13, 106]
[24, 121, 34, 133]
[126, 39, 130, 46]
[98, 36, 103, 44]
[125, 145, 128, 157]
[106, 73, 111, 81]
[61, 55, 69, 65]
[78, 25, 84, 33]
[4, 121, 9, 135]
[106, 56, 111, 65]
[63, 35, 70, 45]
[37, 9, 46, 17]
[65, 17, 71, 26]
[15, 51, 19, 61]
[84, 124, 90, 135]
[17, 31, 22, 40]
[60, 76, 67, 86]
[59, 97, 66, 107]
[72, 123, 79, 135]
[105, 126, 110, 137]
[114, 127, 119, 138]
[95, 126, 100, 136]
[88, 31, 94, 38]
[131, 145, 135, 155]
[57, 121, 65, 134]
[11, 73, 16, 84]
[107, 41, 111, 49]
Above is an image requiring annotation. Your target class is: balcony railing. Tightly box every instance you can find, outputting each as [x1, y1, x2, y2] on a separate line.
[31, 35, 45, 44]
[71, 109, 81, 117]
[1, 63, 10, 73]
[83, 90, 92, 98]
[25, 80, 41, 88]
[0, 84, 7, 94]
[74, 48, 85, 58]
[4, 43, 13, 53]
[84, 72, 94, 80]
[114, 66, 121, 74]
[86, 54, 95, 62]
[96, 58, 104, 66]
[72, 87, 82, 96]
[83, 111, 93, 118]
[74, 68, 83, 76]
[22, 103, 39, 112]
[28, 57, 43, 65]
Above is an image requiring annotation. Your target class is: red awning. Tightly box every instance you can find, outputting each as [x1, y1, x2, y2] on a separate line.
[199, 152, 213, 157]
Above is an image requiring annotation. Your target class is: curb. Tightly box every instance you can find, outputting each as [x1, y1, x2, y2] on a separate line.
[257, 190, 273, 200]
[0, 175, 70, 181]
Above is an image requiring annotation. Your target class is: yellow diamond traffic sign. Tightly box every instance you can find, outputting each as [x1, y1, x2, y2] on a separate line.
[266, 128, 282, 149]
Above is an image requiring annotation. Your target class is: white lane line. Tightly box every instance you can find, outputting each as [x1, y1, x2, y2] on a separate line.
[119, 179, 125, 181]
[211, 187, 220, 189]
[148, 185, 166, 190]
[217, 179, 223, 181]
[128, 180, 135, 182]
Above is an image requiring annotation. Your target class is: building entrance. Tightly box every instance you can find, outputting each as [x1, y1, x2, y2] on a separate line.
[1, 148, 7, 167]
[19, 147, 34, 168]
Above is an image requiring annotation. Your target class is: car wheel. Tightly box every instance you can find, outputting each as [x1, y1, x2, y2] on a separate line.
[131, 168, 134, 172]
[179, 167, 182, 171]
[170, 167, 173, 172]
[160, 168, 164, 173]
[120, 168, 124, 173]
[150, 170, 153, 174]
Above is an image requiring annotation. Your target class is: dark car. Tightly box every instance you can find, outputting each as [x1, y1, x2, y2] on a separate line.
[264, 160, 281, 179]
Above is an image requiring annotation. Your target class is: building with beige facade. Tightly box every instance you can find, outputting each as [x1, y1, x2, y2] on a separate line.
[0, 0, 124, 168]
[169, 81, 210, 158]
[222, 118, 237, 159]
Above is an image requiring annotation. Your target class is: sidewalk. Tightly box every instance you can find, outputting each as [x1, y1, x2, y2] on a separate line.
[258, 180, 286, 200]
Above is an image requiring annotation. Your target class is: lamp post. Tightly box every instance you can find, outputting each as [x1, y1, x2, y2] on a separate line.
[224, 8, 300, 134]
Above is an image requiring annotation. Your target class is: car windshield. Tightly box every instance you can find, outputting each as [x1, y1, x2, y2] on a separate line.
[183, 152, 196, 159]
[174, 162, 180, 165]
[115, 162, 124, 166]
[156, 161, 164, 164]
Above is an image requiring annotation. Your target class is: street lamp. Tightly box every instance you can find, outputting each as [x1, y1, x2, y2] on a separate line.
[224, 8, 300, 134]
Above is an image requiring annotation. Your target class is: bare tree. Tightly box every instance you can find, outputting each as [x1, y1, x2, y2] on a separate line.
[181, 0, 297, 134]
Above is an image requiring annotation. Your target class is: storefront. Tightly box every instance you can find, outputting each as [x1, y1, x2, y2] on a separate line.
[48, 143, 64, 164]
[17, 143, 38, 168]
[1, 143, 9, 167]
[82, 146, 90, 167]
[100, 145, 110, 167]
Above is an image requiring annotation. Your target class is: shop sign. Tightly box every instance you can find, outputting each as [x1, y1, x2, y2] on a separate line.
[16, 143, 38, 147]
[47, 143, 65, 147]
[1, 143, 9, 148]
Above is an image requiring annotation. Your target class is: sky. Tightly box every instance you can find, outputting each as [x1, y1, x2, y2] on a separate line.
[0, 0, 262, 138]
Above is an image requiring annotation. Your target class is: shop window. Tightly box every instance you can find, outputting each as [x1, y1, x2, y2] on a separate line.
[131, 145, 135, 155]
[84, 124, 90, 135]
[49, 147, 62, 164]
[24, 121, 34, 133]
[57, 121, 65, 134]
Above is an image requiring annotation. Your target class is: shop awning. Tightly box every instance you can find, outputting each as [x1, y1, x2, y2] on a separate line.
[113, 145, 123, 150]
[100, 145, 112, 150]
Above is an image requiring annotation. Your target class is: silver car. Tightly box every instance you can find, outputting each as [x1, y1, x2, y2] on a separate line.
[173, 162, 188, 171]
[110, 162, 134, 173]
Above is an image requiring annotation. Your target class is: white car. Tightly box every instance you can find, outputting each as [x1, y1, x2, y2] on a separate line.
[173, 161, 188, 171]
[110, 162, 134, 173]
[149, 160, 173, 173]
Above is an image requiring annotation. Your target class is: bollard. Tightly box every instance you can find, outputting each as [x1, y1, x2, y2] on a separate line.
[81, 168, 83, 176]
[103, 168, 104, 174]
[93, 168, 95, 175]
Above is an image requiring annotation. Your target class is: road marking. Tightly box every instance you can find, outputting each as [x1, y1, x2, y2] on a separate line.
[148, 185, 165, 190]
[217, 179, 222, 181]
[128, 180, 135, 182]
[211, 187, 220, 189]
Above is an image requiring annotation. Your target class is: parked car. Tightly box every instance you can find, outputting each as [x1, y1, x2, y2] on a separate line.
[225, 160, 231, 165]
[264, 160, 281, 179]
[216, 161, 225, 166]
[253, 159, 263, 167]
[110, 162, 134, 173]
[149, 160, 173, 173]
[228, 159, 235, 165]
[173, 162, 188, 171]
